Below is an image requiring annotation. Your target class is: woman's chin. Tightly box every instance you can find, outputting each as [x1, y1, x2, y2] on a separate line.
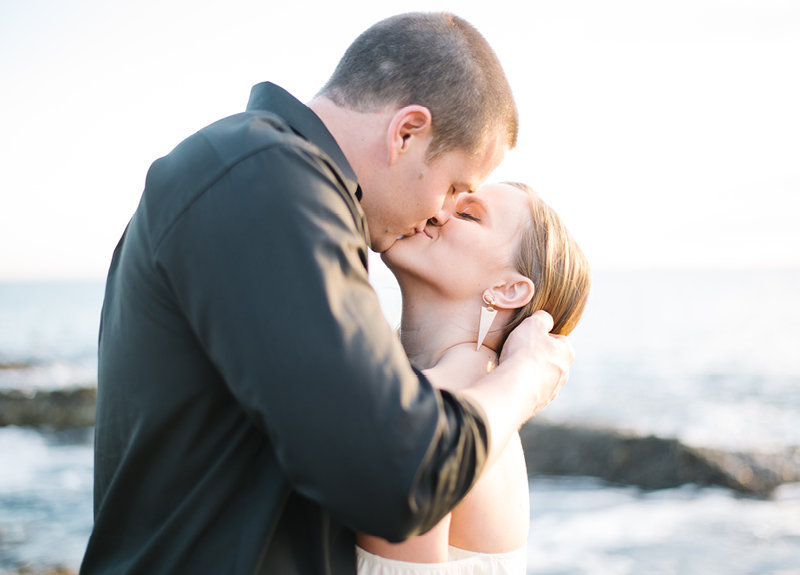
[382, 236, 415, 264]
[381, 253, 422, 283]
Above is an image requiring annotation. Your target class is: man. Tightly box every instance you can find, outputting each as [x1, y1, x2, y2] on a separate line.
[82, 12, 573, 575]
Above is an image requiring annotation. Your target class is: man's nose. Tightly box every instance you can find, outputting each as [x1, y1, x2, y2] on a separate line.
[429, 193, 458, 226]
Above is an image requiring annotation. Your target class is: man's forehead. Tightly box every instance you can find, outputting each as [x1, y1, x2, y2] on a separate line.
[469, 133, 509, 185]
[457, 148, 506, 189]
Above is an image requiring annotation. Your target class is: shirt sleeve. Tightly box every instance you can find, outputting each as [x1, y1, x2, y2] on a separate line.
[150, 139, 489, 540]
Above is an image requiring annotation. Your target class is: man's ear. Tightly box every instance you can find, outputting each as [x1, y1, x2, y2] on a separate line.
[387, 105, 433, 165]
[489, 273, 535, 310]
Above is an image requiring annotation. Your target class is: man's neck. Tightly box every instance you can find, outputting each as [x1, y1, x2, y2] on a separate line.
[306, 97, 390, 185]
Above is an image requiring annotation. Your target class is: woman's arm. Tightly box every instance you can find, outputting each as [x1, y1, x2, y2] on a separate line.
[448, 431, 530, 553]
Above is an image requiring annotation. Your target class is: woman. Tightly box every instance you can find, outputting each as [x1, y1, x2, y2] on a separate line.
[356, 182, 591, 574]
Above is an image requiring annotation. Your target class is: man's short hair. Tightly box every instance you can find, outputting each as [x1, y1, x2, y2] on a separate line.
[318, 12, 518, 160]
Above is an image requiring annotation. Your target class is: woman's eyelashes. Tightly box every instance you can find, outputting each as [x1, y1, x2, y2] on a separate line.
[456, 211, 481, 222]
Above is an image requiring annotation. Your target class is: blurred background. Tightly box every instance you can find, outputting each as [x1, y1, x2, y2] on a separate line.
[1, 1, 798, 573]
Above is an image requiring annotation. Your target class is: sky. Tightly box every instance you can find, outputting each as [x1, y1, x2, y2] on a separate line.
[1, 0, 798, 280]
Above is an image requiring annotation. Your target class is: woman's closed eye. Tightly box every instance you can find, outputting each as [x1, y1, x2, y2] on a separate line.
[456, 211, 481, 222]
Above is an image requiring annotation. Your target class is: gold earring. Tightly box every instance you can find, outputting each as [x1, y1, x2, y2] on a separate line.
[477, 293, 498, 351]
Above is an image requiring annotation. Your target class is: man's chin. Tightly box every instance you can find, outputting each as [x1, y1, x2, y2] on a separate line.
[368, 234, 397, 253]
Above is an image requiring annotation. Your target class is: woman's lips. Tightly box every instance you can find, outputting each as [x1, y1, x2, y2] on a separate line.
[398, 228, 432, 240]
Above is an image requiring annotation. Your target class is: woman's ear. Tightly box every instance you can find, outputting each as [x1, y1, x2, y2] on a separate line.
[490, 273, 535, 310]
[387, 105, 433, 165]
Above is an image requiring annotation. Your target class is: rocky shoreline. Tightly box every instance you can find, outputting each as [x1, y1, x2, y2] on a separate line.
[520, 421, 800, 496]
[2, 387, 798, 497]
[9, 568, 75, 575]
[0, 388, 96, 429]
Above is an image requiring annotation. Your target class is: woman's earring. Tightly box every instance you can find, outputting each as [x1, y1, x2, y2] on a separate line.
[477, 293, 498, 351]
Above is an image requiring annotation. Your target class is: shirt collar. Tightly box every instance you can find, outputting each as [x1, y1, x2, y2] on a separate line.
[246, 82, 362, 202]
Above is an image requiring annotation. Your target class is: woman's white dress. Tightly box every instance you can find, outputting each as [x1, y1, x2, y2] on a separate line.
[356, 544, 528, 575]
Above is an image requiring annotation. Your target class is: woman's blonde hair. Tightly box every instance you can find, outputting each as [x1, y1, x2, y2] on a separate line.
[497, 183, 592, 352]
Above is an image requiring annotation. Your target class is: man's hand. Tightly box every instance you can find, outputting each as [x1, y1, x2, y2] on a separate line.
[499, 310, 574, 420]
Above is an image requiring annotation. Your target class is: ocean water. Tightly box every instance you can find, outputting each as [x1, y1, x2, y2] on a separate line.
[1, 270, 799, 573]
[527, 477, 800, 575]
[543, 268, 800, 452]
[0, 428, 93, 573]
[0, 282, 103, 392]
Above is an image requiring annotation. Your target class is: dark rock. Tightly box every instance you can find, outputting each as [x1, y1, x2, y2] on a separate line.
[520, 421, 800, 496]
[0, 388, 96, 429]
[692, 446, 800, 495]
[14, 567, 76, 575]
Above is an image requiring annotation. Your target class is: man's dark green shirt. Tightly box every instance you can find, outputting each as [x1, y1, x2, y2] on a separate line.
[81, 83, 488, 574]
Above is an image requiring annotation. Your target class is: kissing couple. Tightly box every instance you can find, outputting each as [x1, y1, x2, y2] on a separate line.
[83, 12, 590, 575]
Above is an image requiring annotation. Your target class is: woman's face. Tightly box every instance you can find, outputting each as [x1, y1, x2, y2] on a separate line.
[382, 183, 532, 299]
